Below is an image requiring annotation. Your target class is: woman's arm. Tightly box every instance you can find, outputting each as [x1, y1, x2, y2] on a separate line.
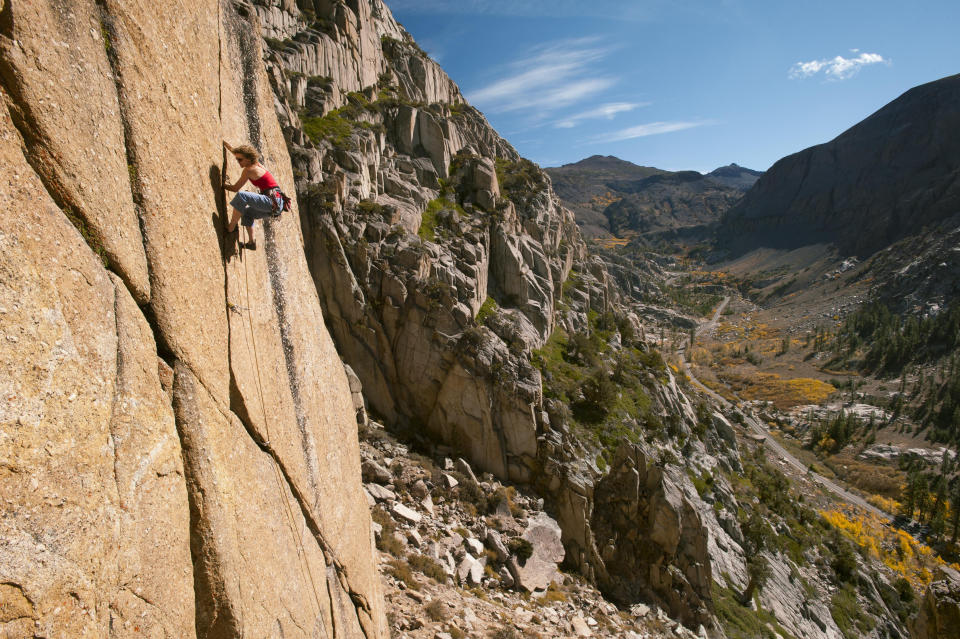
[223, 140, 233, 153]
[224, 166, 252, 192]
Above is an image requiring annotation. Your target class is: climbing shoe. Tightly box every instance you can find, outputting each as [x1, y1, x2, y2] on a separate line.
[242, 240, 257, 250]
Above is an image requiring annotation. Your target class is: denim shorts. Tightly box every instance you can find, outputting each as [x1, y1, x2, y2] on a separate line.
[230, 191, 275, 227]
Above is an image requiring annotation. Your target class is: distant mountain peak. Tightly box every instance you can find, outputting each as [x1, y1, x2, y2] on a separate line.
[708, 163, 762, 178]
[561, 155, 642, 170]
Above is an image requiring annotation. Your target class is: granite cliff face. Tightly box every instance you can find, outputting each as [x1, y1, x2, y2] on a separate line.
[0, 1, 385, 636]
[251, 0, 726, 627]
[718, 73, 960, 259]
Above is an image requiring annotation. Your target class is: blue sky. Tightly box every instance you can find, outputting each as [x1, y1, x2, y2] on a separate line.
[386, 0, 960, 173]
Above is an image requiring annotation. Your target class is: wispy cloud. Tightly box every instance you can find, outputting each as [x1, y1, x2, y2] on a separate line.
[387, 0, 655, 21]
[555, 102, 650, 128]
[591, 120, 712, 143]
[789, 50, 889, 81]
[466, 39, 618, 114]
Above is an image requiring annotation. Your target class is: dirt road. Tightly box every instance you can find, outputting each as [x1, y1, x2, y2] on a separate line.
[680, 297, 891, 521]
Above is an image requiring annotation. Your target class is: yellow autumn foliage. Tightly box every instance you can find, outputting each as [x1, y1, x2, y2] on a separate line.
[822, 507, 948, 588]
[737, 373, 836, 409]
[866, 494, 901, 515]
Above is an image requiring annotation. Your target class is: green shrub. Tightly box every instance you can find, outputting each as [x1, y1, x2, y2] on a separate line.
[386, 558, 419, 590]
[425, 599, 447, 621]
[371, 506, 404, 556]
[830, 583, 874, 638]
[476, 296, 498, 325]
[306, 75, 333, 89]
[419, 197, 464, 241]
[301, 111, 354, 149]
[419, 198, 443, 241]
[356, 199, 384, 216]
[494, 157, 547, 212]
[407, 554, 448, 583]
[508, 538, 533, 564]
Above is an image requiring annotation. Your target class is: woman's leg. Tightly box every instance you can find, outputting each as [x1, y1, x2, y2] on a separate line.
[227, 207, 242, 232]
[242, 224, 254, 244]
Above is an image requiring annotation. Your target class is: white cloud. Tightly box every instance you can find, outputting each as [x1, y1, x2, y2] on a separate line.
[592, 120, 711, 143]
[555, 102, 650, 128]
[789, 52, 888, 80]
[466, 39, 619, 114]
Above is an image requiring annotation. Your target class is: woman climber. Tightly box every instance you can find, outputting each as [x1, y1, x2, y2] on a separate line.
[222, 141, 287, 250]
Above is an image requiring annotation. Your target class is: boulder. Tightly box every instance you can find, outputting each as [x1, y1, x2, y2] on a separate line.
[485, 530, 510, 562]
[455, 458, 479, 484]
[465, 537, 485, 557]
[366, 483, 397, 502]
[391, 503, 422, 524]
[456, 556, 485, 585]
[515, 513, 565, 591]
[363, 460, 394, 484]
[571, 616, 593, 637]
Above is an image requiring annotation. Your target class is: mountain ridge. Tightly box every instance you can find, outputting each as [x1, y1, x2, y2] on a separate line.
[718, 73, 960, 259]
[546, 155, 760, 239]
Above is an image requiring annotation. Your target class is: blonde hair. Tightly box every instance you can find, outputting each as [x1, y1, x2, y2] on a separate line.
[233, 144, 259, 163]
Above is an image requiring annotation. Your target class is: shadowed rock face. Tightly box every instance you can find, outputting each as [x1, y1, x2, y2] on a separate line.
[591, 447, 712, 627]
[719, 73, 960, 259]
[0, 1, 386, 637]
[912, 571, 960, 639]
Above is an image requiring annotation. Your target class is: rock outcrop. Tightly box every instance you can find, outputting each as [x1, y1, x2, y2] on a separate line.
[912, 570, 960, 639]
[0, 1, 386, 636]
[718, 73, 960, 259]
[590, 446, 712, 627]
[246, 0, 734, 629]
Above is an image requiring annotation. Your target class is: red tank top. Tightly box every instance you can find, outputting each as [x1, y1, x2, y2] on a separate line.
[250, 170, 278, 191]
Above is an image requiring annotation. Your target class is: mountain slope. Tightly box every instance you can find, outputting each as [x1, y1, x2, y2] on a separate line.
[546, 156, 759, 239]
[718, 73, 960, 259]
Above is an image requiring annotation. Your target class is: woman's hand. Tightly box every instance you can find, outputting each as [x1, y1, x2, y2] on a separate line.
[222, 140, 233, 152]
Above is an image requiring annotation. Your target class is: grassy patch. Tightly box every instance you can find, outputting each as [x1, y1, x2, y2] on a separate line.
[830, 583, 874, 638]
[476, 296, 498, 325]
[386, 558, 419, 590]
[407, 553, 448, 583]
[301, 110, 355, 149]
[712, 584, 798, 639]
[494, 157, 548, 212]
[419, 198, 443, 241]
[418, 196, 464, 241]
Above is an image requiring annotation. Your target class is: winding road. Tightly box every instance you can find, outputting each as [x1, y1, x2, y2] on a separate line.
[680, 297, 891, 521]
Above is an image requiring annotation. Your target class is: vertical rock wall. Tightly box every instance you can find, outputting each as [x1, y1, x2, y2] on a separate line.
[254, 0, 715, 627]
[0, 1, 386, 637]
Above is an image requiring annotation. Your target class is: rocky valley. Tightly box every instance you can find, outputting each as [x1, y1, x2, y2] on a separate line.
[2, 1, 960, 639]
[545, 156, 761, 242]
